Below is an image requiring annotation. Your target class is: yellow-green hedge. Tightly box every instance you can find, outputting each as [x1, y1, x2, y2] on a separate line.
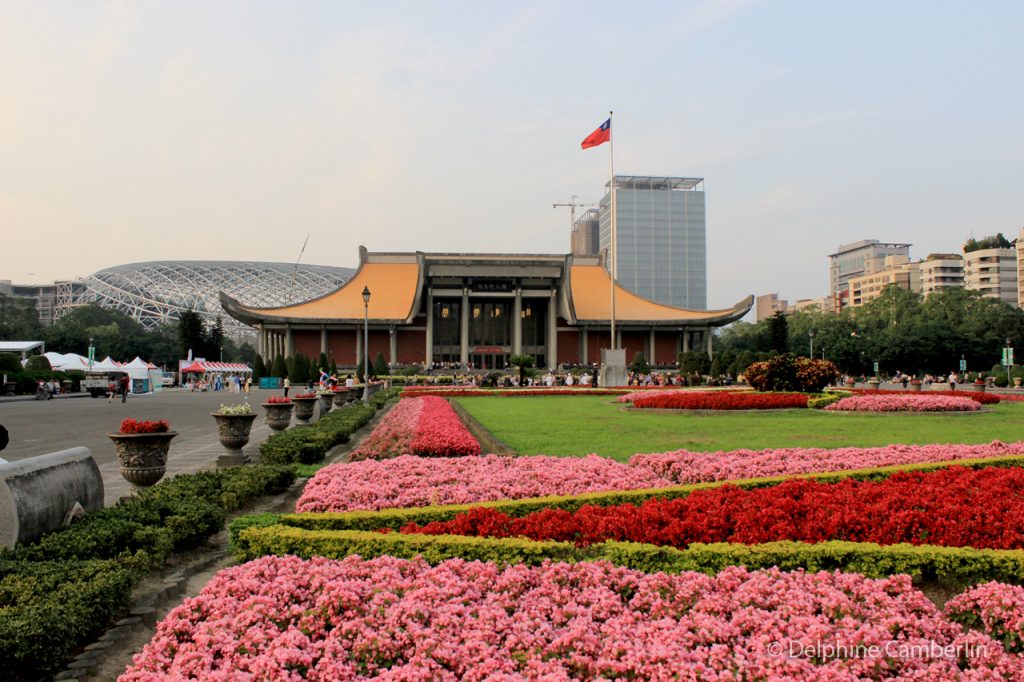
[232, 525, 1024, 587]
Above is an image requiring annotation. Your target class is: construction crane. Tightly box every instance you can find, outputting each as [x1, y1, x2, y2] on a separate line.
[288, 234, 311, 302]
[553, 195, 597, 250]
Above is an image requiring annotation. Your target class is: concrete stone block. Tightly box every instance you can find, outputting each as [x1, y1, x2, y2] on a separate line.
[0, 447, 103, 548]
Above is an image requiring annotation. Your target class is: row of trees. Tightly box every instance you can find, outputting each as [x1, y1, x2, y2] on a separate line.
[0, 296, 255, 368]
[251, 352, 391, 384]
[717, 287, 1024, 376]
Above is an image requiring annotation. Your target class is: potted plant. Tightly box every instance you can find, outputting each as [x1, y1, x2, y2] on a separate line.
[909, 379, 923, 391]
[261, 395, 294, 431]
[866, 377, 881, 390]
[972, 378, 987, 393]
[211, 403, 257, 466]
[317, 389, 334, 415]
[108, 418, 177, 489]
[291, 391, 318, 424]
[332, 386, 351, 408]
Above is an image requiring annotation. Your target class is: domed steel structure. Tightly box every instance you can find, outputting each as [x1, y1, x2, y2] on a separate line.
[57, 261, 353, 337]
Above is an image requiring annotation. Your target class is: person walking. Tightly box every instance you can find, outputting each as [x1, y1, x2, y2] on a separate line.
[120, 374, 130, 403]
[283, 376, 290, 397]
[948, 371, 958, 391]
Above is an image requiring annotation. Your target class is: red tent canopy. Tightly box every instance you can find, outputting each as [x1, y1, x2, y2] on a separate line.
[181, 361, 206, 373]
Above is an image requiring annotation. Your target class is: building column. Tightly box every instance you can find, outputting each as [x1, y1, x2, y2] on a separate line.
[682, 328, 690, 353]
[257, 325, 264, 358]
[355, 326, 362, 367]
[581, 325, 589, 365]
[460, 288, 470, 366]
[547, 289, 557, 369]
[649, 328, 656, 364]
[320, 326, 328, 356]
[389, 326, 397, 368]
[424, 289, 434, 369]
[285, 325, 294, 358]
[512, 288, 522, 356]
[706, 327, 713, 359]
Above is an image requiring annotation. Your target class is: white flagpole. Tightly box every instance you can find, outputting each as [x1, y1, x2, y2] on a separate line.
[608, 110, 617, 349]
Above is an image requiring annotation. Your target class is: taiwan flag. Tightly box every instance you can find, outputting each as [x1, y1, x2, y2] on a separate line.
[581, 118, 611, 149]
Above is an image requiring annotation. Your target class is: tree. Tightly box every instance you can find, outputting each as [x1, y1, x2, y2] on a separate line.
[177, 310, 205, 359]
[252, 355, 266, 381]
[629, 351, 650, 375]
[0, 294, 43, 340]
[206, 316, 225, 361]
[373, 351, 388, 377]
[678, 351, 711, 375]
[767, 312, 789, 354]
[509, 354, 535, 385]
[270, 354, 288, 379]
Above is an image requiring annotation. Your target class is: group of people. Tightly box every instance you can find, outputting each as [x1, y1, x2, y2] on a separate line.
[187, 373, 252, 393]
[105, 375, 131, 403]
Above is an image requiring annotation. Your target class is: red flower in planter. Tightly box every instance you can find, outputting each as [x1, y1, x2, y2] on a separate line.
[119, 418, 170, 434]
[265, 395, 292, 404]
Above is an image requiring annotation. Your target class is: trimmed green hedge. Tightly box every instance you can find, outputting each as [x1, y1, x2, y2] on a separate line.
[0, 464, 297, 682]
[253, 454, 1024, 533]
[0, 559, 135, 682]
[233, 525, 1024, 589]
[259, 402, 379, 464]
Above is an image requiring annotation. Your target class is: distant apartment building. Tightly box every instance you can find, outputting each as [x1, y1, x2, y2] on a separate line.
[828, 240, 911, 311]
[793, 297, 828, 313]
[1017, 228, 1024, 308]
[570, 208, 600, 257]
[963, 246, 1017, 307]
[755, 293, 789, 322]
[918, 254, 965, 296]
[0, 280, 60, 325]
[846, 255, 921, 308]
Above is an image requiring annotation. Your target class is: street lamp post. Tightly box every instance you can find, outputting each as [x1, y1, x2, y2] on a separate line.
[808, 329, 815, 359]
[362, 287, 371, 404]
[1007, 338, 1013, 387]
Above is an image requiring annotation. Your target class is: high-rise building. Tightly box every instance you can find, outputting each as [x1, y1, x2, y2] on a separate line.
[846, 255, 920, 307]
[755, 293, 789, 321]
[964, 246, 1017, 307]
[598, 176, 706, 310]
[828, 239, 911, 310]
[570, 208, 600, 257]
[919, 254, 965, 297]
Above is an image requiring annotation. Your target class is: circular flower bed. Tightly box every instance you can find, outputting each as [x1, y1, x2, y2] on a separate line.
[825, 395, 981, 412]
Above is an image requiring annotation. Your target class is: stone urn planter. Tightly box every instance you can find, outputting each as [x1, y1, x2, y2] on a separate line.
[291, 396, 318, 424]
[211, 412, 257, 466]
[909, 380, 923, 392]
[332, 388, 351, 408]
[262, 401, 294, 431]
[317, 393, 334, 415]
[844, 379, 856, 389]
[971, 380, 986, 393]
[108, 430, 178, 489]
[867, 378, 881, 391]
[1015, 377, 1023, 388]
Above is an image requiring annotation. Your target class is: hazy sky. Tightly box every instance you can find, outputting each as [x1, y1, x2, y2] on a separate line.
[2, 1, 1021, 309]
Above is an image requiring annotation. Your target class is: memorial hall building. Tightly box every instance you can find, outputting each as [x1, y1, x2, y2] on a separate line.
[222, 247, 752, 370]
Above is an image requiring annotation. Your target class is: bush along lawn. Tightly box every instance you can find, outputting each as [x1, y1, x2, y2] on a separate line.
[0, 465, 297, 682]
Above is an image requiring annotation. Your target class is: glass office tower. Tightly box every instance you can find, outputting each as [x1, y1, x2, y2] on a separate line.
[598, 176, 706, 310]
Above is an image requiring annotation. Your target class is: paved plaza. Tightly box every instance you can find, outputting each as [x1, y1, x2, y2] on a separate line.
[0, 388, 289, 505]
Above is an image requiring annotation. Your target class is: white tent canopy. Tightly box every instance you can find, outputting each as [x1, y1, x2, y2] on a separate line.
[42, 352, 91, 372]
[90, 357, 122, 372]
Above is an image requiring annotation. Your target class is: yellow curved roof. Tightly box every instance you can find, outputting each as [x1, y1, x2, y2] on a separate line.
[570, 264, 735, 321]
[236, 262, 420, 321]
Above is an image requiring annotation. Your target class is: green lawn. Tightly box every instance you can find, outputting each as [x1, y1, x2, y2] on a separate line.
[455, 396, 1024, 461]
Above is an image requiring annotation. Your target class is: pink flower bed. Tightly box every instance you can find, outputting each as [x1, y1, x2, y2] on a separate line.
[121, 555, 1023, 680]
[947, 582, 1024, 653]
[629, 440, 1024, 485]
[410, 396, 480, 457]
[295, 454, 672, 512]
[349, 397, 479, 461]
[826, 394, 981, 412]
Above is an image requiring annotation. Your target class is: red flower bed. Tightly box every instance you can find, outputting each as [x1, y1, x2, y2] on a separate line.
[402, 465, 1024, 550]
[119, 418, 170, 434]
[850, 388, 1000, 404]
[410, 396, 481, 457]
[631, 391, 808, 410]
[293, 392, 317, 399]
[264, 395, 292, 404]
